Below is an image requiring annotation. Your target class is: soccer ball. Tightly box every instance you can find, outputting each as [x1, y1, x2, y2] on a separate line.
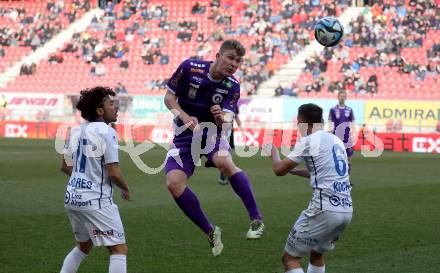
[314, 17, 344, 47]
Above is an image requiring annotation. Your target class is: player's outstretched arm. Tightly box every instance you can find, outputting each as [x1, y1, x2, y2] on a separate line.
[106, 163, 131, 200]
[266, 144, 298, 176]
[60, 156, 72, 176]
[289, 168, 310, 178]
[164, 90, 199, 131]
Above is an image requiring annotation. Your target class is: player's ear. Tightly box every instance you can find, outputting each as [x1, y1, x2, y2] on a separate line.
[216, 52, 220, 60]
[96, 107, 104, 117]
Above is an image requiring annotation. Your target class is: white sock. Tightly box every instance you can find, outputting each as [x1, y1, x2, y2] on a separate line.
[286, 268, 305, 273]
[109, 254, 126, 273]
[60, 247, 87, 273]
[307, 263, 325, 273]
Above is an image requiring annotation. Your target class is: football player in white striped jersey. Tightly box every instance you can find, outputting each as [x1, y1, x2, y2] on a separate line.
[59, 86, 131, 273]
[268, 103, 353, 273]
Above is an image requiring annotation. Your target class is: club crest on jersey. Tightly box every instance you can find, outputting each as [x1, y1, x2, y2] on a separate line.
[188, 83, 199, 99]
[212, 93, 223, 104]
[191, 75, 203, 84]
[344, 109, 351, 118]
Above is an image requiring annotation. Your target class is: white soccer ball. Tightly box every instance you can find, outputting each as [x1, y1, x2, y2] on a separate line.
[314, 17, 344, 47]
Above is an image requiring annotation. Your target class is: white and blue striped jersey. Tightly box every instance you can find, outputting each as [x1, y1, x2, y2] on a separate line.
[287, 130, 353, 213]
[63, 122, 119, 211]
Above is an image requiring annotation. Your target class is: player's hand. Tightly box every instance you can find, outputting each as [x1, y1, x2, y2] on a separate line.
[181, 115, 200, 131]
[210, 105, 223, 121]
[121, 190, 131, 201]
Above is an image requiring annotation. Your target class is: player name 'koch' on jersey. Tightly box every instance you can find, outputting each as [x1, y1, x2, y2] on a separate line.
[287, 130, 353, 213]
[63, 122, 119, 211]
[166, 59, 240, 128]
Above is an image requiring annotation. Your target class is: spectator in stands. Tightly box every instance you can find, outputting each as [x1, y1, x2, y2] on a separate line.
[20, 63, 37, 75]
[48, 53, 64, 64]
[275, 84, 283, 96]
[95, 63, 106, 76]
[192, 2, 206, 14]
[120, 57, 129, 69]
[160, 54, 169, 65]
[30, 35, 41, 51]
[0, 46, 4, 57]
[115, 82, 128, 94]
[367, 74, 378, 94]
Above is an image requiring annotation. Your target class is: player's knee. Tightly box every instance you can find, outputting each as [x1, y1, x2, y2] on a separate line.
[77, 240, 93, 254]
[282, 252, 301, 267]
[108, 243, 128, 255]
[216, 159, 237, 177]
[309, 250, 324, 266]
[166, 176, 185, 196]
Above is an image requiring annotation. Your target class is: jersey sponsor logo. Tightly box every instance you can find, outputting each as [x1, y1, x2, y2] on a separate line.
[70, 199, 92, 208]
[190, 68, 204, 73]
[332, 181, 351, 193]
[93, 228, 114, 237]
[215, 88, 228, 94]
[68, 177, 93, 189]
[64, 191, 71, 204]
[412, 137, 440, 153]
[191, 75, 203, 83]
[329, 195, 352, 208]
[189, 62, 206, 68]
[188, 83, 199, 99]
[212, 93, 223, 104]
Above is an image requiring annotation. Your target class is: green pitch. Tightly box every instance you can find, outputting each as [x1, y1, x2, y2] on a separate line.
[0, 138, 439, 273]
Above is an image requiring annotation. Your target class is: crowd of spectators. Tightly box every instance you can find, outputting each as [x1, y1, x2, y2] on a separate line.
[0, 0, 91, 69]
[47, 0, 351, 94]
[297, 0, 439, 96]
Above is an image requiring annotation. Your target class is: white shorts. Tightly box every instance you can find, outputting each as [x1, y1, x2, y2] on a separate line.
[284, 210, 352, 257]
[66, 204, 126, 247]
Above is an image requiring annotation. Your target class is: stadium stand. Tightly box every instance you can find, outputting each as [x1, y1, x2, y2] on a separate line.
[0, 0, 438, 100]
[296, 0, 440, 99]
[0, 0, 91, 73]
[0, 0, 348, 96]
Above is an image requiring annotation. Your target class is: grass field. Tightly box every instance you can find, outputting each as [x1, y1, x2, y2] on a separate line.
[0, 138, 439, 273]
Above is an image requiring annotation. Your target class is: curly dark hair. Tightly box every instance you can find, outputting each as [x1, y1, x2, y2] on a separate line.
[76, 86, 115, 122]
